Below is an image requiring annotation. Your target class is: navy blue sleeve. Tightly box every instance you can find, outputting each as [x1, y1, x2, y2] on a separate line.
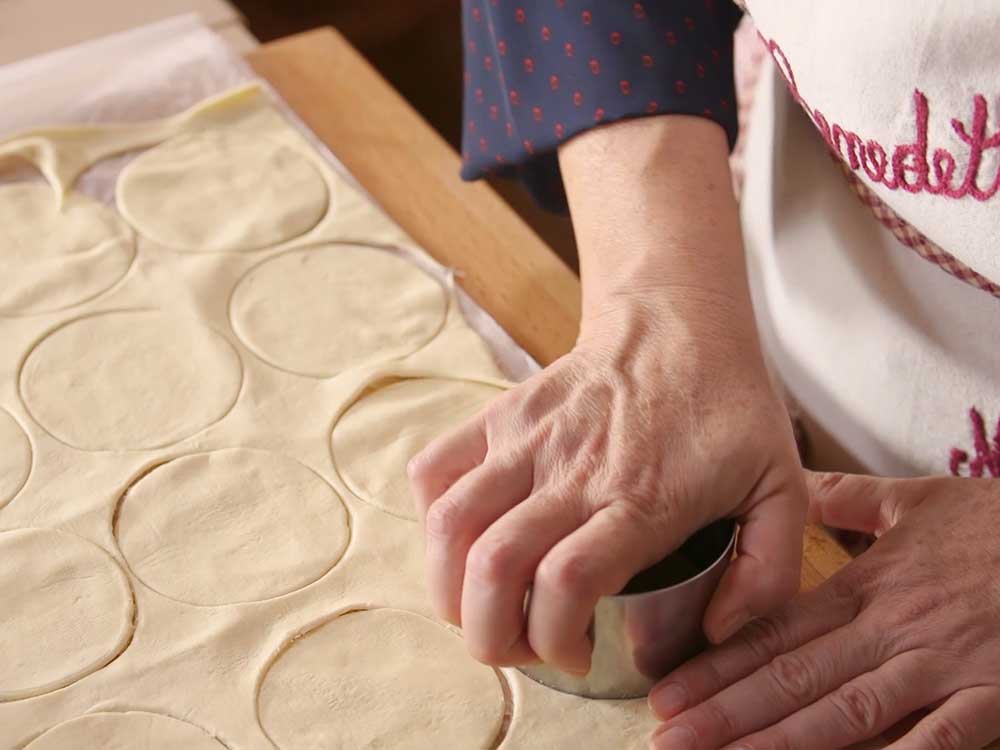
[461, 1, 743, 212]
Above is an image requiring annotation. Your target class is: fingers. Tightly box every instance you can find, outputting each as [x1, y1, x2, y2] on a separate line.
[805, 471, 923, 536]
[731, 650, 945, 750]
[649, 578, 860, 719]
[650, 620, 881, 749]
[888, 686, 1000, 750]
[409, 415, 488, 525]
[703, 479, 807, 644]
[423, 458, 533, 625]
[461, 490, 585, 666]
[527, 505, 670, 675]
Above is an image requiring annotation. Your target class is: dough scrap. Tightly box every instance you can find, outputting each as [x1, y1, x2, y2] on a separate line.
[230, 244, 447, 377]
[116, 130, 328, 252]
[21, 310, 242, 450]
[25, 711, 226, 749]
[116, 448, 350, 605]
[0, 528, 134, 702]
[0, 408, 31, 509]
[331, 378, 502, 519]
[0, 184, 134, 315]
[258, 608, 505, 750]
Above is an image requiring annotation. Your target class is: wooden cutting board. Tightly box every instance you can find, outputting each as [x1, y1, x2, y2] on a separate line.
[247, 29, 1000, 750]
[245, 27, 852, 592]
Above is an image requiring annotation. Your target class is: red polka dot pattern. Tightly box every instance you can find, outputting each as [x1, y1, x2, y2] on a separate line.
[461, 0, 742, 211]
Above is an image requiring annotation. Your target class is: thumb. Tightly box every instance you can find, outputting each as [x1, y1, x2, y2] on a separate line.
[805, 471, 922, 536]
[702, 477, 807, 645]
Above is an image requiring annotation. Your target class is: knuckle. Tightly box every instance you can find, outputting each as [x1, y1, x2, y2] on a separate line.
[877, 486, 905, 533]
[612, 494, 660, 526]
[826, 572, 866, 616]
[882, 589, 945, 635]
[814, 471, 848, 497]
[838, 560, 887, 605]
[697, 699, 737, 741]
[737, 615, 787, 662]
[742, 728, 795, 750]
[464, 637, 508, 666]
[482, 401, 510, 437]
[537, 552, 597, 599]
[406, 448, 433, 481]
[830, 681, 885, 735]
[921, 715, 968, 750]
[765, 730, 796, 750]
[424, 500, 463, 544]
[876, 478, 930, 532]
[766, 652, 818, 704]
[466, 537, 520, 585]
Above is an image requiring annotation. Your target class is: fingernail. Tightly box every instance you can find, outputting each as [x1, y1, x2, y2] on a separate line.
[649, 682, 688, 718]
[651, 726, 696, 750]
[715, 608, 751, 643]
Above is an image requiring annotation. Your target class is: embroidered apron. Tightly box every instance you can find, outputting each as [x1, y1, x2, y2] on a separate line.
[738, 0, 1000, 477]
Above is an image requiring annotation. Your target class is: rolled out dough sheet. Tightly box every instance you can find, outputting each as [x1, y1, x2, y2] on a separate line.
[0, 528, 135, 702]
[117, 130, 329, 253]
[257, 608, 505, 749]
[331, 377, 504, 520]
[0, 184, 135, 315]
[0, 63, 655, 750]
[114, 448, 350, 606]
[230, 244, 449, 377]
[24, 711, 226, 749]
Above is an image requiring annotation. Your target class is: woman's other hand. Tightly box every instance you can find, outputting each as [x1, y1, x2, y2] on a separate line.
[650, 472, 1000, 750]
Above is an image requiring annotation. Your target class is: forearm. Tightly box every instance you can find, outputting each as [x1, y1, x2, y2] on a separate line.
[558, 116, 754, 339]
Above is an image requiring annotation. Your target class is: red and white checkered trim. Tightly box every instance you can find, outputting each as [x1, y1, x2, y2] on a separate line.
[837, 163, 1000, 300]
[731, 20, 1000, 302]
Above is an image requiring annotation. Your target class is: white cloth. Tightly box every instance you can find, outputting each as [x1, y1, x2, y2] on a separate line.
[741, 57, 1000, 478]
[745, 0, 1000, 287]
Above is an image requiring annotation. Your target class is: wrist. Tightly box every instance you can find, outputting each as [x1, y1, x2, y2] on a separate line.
[579, 265, 757, 344]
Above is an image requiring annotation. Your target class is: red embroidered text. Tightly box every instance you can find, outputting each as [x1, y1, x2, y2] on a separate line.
[763, 37, 1000, 202]
[950, 407, 1000, 478]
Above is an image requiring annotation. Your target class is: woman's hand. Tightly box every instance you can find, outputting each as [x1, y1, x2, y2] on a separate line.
[409, 115, 808, 676]
[649, 472, 1000, 750]
[409, 289, 805, 676]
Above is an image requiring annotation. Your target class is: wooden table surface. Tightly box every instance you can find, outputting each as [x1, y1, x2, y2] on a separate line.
[246, 30, 1000, 750]
[245, 27, 852, 592]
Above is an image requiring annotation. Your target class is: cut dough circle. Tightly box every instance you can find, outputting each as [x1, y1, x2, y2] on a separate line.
[0, 528, 134, 701]
[0, 408, 31, 509]
[230, 244, 447, 377]
[331, 378, 502, 519]
[258, 608, 505, 750]
[115, 448, 350, 605]
[25, 711, 226, 749]
[116, 130, 328, 252]
[0, 184, 134, 315]
[21, 310, 242, 450]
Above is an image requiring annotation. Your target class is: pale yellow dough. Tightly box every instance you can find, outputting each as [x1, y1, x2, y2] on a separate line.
[0, 408, 31, 509]
[0, 184, 134, 315]
[21, 310, 242, 450]
[0, 528, 134, 702]
[258, 608, 505, 750]
[117, 129, 328, 252]
[230, 244, 448, 377]
[115, 448, 350, 605]
[25, 711, 227, 749]
[0, 85, 658, 749]
[331, 377, 503, 520]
